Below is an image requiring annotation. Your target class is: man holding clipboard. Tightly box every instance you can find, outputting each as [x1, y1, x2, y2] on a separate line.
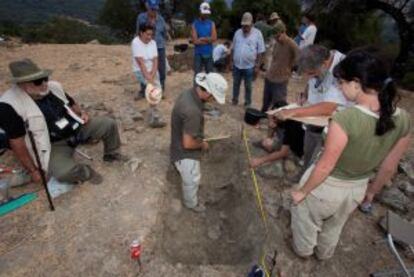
[272, 45, 349, 169]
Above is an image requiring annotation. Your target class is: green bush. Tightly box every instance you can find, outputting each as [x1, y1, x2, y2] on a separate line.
[22, 17, 118, 44]
[401, 72, 414, 90]
[0, 20, 23, 37]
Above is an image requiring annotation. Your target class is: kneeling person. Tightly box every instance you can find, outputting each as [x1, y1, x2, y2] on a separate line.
[251, 102, 304, 168]
[170, 72, 228, 212]
[0, 59, 126, 185]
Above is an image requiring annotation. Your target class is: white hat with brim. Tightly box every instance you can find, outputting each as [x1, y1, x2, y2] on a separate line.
[145, 83, 162, 105]
[9, 58, 51, 83]
[200, 2, 211, 15]
[195, 72, 228, 105]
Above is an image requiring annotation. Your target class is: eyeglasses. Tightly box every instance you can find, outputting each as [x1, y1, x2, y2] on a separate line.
[32, 77, 48, 86]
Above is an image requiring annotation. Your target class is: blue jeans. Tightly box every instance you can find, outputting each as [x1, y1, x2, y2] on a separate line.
[157, 48, 166, 91]
[232, 66, 254, 106]
[194, 54, 213, 75]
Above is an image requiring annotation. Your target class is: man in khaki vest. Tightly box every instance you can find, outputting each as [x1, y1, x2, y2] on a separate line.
[0, 59, 126, 184]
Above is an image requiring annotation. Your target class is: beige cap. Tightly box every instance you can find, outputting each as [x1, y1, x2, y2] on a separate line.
[272, 21, 286, 35]
[269, 12, 280, 21]
[241, 12, 253, 26]
[195, 72, 228, 104]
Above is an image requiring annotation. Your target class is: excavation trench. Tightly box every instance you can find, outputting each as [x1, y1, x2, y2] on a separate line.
[160, 138, 266, 265]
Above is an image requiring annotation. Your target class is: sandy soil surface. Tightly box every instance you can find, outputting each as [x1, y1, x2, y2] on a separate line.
[0, 42, 413, 276]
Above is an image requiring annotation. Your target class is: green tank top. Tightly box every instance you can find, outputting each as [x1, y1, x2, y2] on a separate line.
[329, 105, 411, 180]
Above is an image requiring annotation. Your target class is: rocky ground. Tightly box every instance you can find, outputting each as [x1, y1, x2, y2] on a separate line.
[0, 42, 413, 276]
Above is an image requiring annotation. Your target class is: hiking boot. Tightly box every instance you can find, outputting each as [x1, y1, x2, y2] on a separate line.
[86, 168, 103, 185]
[103, 153, 129, 163]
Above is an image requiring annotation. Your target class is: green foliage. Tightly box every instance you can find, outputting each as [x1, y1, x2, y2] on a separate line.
[98, 0, 140, 40]
[0, 21, 23, 37]
[231, 0, 301, 35]
[0, 0, 105, 25]
[401, 72, 414, 90]
[316, 9, 384, 54]
[22, 17, 118, 44]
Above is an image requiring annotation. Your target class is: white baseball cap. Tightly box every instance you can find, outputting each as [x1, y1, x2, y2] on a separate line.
[200, 2, 211, 15]
[195, 72, 228, 104]
[145, 83, 162, 105]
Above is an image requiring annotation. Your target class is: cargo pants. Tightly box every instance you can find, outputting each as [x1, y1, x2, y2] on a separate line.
[48, 116, 121, 183]
[290, 165, 368, 260]
[174, 159, 201, 209]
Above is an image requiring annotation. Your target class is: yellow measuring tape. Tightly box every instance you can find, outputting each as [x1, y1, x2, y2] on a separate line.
[242, 126, 271, 277]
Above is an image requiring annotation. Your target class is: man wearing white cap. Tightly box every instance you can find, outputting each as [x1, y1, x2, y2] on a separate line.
[191, 2, 217, 76]
[170, 72, 227, 212]
[232, 12, 265, 108]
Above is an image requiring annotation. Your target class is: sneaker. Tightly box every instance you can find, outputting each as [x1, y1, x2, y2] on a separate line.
[189, 202, 206, 213]
[103, 153, 129, 163]
[86, 168, 103, 185]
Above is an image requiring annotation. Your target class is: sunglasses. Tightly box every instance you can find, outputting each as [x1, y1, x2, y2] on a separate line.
[32, 77, 48, 86]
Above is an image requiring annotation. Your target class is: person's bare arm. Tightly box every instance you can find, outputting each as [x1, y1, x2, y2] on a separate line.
[182, 133, 208, 151]
[191, 25, 207, 45]
[250, 145, 290, 168]
[9, 137, 41, 182]
[135, 57, 152, 81]
[151, 57, 159, 80]
[291, 121, 348, 204]
[68, 97, 89, 123]
[364, 135, 411, 203]
[278, 102, 338, 119]
[210, 22, 217, 43]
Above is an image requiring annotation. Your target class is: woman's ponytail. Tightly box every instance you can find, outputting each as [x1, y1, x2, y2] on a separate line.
[376, 78, 397, 136]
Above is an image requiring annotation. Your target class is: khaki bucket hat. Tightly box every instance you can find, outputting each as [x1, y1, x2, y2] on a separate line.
[9, 58, 51, 83]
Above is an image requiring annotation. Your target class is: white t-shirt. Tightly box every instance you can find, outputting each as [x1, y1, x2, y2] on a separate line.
[299, 24, 317, 49]
[213, 44, 229, 62]
[131, 37, 158, 73]
[307, 50, 350, 109]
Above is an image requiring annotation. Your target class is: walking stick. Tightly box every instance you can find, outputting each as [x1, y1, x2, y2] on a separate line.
[25, 122, 55, 211]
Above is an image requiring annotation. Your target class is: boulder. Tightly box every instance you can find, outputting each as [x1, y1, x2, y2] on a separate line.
[377, 186, 410, 213]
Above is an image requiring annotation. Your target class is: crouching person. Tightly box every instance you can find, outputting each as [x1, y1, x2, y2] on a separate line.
[0, 59, 126, 185]
[170, 72, 228, 212]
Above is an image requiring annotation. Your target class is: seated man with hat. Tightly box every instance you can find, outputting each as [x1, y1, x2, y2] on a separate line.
[170, 72, 228, 212]
[0, 59, 126, 185]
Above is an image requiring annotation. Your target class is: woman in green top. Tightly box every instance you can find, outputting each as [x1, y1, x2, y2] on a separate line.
[290, 50, 411, 260]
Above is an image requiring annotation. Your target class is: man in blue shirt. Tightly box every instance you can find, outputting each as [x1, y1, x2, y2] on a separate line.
[232, 12, 265, 108]
[191, 2, 217, 76]
[136, 0, 167, 95]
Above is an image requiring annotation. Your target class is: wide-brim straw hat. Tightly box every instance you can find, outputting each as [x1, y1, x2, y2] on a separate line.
[145, 83, 162, 105]
[9, 58, 51, 83]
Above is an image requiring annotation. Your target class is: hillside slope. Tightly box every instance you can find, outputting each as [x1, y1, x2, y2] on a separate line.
[0, 0, 105, 24]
